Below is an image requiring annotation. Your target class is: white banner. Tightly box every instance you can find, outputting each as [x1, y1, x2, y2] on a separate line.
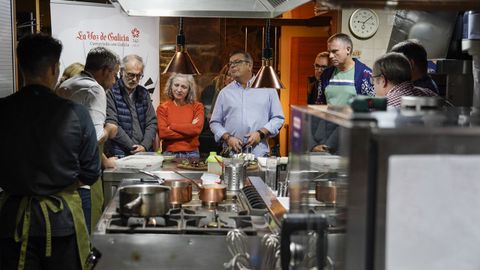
[50, 0, 160, 107]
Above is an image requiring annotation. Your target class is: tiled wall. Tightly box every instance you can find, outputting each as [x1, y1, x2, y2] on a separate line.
[340, 9, 397, 69]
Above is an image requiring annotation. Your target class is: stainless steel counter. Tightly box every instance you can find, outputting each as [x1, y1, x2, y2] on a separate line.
[92, 233, 263, 270]
[101, 161, 266, 207]
[92, 174, 274, 270]
[93, 198, 260, 270]
[93, 208, 265, 269]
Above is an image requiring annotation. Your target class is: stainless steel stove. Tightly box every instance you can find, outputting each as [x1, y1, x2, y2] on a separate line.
[92, 177, 276, 270]
[97, 179, 271, 236]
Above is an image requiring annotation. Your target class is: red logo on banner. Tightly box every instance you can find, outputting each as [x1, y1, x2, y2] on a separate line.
[131, 28, 140, 38]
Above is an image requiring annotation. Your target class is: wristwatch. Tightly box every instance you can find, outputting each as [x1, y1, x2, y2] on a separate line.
[257, 130, 266, 140]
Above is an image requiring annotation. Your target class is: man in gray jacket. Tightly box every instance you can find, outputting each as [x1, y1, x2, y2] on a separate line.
[105, 54, 157, 157]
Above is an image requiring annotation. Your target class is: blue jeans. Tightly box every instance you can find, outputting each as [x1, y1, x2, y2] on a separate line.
[77, 188, 91, 234]
[163, 150, 200, 158]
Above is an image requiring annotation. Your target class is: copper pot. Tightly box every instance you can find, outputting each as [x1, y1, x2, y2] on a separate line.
[172, 171, 226, 204]
[315, 180, 346, 206]
[164, 179, 192, 206]
[198, 183, 227, 204]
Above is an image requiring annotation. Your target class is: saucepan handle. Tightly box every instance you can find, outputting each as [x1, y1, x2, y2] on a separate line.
[138, 170, 165, 185]
[124, 194, 142, 209]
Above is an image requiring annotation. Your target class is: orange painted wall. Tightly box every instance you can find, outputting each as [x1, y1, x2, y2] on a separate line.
[278, 8, 339, 156]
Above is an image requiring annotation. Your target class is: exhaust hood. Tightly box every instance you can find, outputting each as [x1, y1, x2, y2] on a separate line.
[115, 0, 311, 18]
[315, 0, 480, 10]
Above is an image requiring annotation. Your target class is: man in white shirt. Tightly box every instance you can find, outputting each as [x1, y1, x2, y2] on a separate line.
[57, 47, 120, 232]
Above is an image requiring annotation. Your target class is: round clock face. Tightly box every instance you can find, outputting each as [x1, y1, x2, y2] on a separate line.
[349, 9, 379, 39]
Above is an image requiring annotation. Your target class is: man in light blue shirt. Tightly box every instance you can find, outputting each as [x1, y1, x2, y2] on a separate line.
[210, 51, 285, 157]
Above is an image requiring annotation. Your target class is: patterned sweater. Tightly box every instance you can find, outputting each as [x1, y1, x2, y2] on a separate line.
[315, 58, 374, 104]
[386, 81, 438, 108]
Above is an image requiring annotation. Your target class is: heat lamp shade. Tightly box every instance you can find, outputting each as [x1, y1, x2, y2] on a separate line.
[162, 51, 200, 75]
[251, 65, 284, 89]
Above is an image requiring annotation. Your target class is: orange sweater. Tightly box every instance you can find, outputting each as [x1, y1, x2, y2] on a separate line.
[157, 100, 204, 152]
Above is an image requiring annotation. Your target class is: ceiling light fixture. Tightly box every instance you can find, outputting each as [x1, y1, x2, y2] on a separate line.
[251, 19, 284, 89]
[162, 17, 200, 75]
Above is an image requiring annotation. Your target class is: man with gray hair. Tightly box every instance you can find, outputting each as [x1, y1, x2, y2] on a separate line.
[316, 33, 374, 105]
[57, 46, 120, 232]
[105, 54, 157, 157]
[58, 47, 120, 144]
[311, 33, 374, 154]
[372, 52, 437, 107]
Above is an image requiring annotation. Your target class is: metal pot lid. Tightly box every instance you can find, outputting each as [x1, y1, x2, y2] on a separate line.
[119, 184, 171, 194]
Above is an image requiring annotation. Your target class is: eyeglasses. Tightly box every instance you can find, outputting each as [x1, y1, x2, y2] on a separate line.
[314, 64, 328, 71]
[369, 74, 383, 85]
[228, 60, 249, 67]
[124, 72, 144, 80]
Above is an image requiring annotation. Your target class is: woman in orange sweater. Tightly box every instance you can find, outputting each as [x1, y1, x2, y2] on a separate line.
[157, 73, 204, 158]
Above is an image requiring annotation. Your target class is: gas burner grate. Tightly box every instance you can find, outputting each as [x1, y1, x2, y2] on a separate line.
[106, 206, 258, 235]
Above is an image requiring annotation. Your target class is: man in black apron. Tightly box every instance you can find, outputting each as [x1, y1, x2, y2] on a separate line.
[0, 34, 100, 270]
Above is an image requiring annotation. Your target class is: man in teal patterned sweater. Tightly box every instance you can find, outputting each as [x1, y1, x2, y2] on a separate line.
[312, 33, 374, 154]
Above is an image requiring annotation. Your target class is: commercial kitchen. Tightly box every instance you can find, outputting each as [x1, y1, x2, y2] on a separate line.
[1, 0, 480, 269]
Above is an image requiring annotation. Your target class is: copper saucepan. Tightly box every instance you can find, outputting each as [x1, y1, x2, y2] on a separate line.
[164, 179, 192, 206]
[174, 171, 227, 204]
[315, 180, 347, 206]
[138, 170, 193, 206]
[197, 183, 227, 204]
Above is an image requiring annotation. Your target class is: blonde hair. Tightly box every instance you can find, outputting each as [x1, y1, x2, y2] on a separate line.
[164, 73, 197, 103]
[60, 62, 84, 84]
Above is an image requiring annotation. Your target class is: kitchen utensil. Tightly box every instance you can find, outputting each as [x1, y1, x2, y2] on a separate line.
[224, 229, 253, 270]
[164, 179, 192, 206]
[226, 229, 249, 257]
[118, 184, 171, 217]
[315, 180, 347, 206]
[173, 171, 227, 204]
[277, 180, 289, 197]
[223, 253, 253, 270]
[265, 156, 278, 190]
[223, 158, 246, 191]
[261, 233, 280, 270]
[138, 170, 165, 185]
[214, 155, 224, 170]
[138, 170, 189, 206]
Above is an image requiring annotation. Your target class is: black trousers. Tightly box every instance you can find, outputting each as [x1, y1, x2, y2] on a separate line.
[0, 234, 81, 270]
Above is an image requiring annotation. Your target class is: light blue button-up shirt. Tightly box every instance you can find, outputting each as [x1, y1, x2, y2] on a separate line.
[209, 77, 285, 157]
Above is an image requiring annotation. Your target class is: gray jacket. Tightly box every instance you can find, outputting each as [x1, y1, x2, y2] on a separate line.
[105, 84, 157, 156]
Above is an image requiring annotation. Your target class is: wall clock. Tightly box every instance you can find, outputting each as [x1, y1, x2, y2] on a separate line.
[349, 9, 379, 39]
